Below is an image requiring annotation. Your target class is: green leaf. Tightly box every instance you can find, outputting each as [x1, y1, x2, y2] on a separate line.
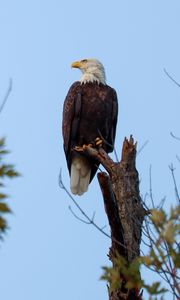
[0, 137, 19, 240]
[101, 264, 122, 292]
[170, 205, 180, 220]
[140, 255, 152, 266]
[151, 209, 166, 227]
[0, 138, 5, 148]
[173, 252, 180, 268]
[144, 282, 168, 295]
[0, 164, 20, 178]
[0, 193, 7, 199]
[101, 256, 143, 293]
[162, 221, 176, 243]
[0, 149, 9, 155]
[0, 216, 7, 232]
[0, 202, 11, 213]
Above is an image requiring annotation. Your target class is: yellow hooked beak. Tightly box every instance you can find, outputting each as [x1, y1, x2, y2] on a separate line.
[71, 61, 82, 69]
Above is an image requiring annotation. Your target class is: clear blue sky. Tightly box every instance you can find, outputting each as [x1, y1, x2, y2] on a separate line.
[0, 1, 179, 299]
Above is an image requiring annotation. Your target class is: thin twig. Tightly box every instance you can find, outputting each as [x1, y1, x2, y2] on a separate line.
[100, 225, 107, 231]
[145, 217, 168, 253]
[144, 218, 157, 247]
[169, 163, 180, 203]
[144, 201, 180, 298]
[144, 261, 175, 292]
[59, 169, 132, 252]
[143, 222, 178, 296]
[142, 192, 166, 211]
[68, 206, 93, 224]
[141, 196, 152, 213]
[161, 268, 178, 298]
[59, 169, 147, 258]
[149, 165, 155, 208]
[142, 188, 179, 297]
[170, 132, 180, 141]
[164, 68, 180, 88]
[0, 78, 12, 114]
[176, 155, 180, 163]
[160, 264, 179, 298]
[156, 197, 166, 210]
[97, 129, 119, 162]
[137, 140, 149, 156]
[163, 241, 174, 275]
[140, 234, 151, 248]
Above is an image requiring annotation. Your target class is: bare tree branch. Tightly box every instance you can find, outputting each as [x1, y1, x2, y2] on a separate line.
[164, 68, 180, 88]
[169, 163, 180, 203]
[156, 196, 166, 210]
[137, 140, 149, 156]
[0, 78, 12, 114]
[170, 132, 180, 141]
[58, 169, 130, 252]
[149, 165, 155, 208]
[68, 205, 95, 225]
[176, 155, 180, 163]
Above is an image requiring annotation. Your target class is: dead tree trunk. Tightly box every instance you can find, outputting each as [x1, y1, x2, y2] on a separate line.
[83, 136, 146, 300]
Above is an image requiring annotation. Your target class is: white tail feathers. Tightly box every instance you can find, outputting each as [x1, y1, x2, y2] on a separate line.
[70, 156, 91, 195]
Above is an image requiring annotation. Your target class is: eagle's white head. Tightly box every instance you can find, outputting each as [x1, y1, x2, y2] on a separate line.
[71, 58, 106, 85]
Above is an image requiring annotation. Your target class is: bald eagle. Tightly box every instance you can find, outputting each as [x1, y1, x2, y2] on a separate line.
[62, 59, 118, 195]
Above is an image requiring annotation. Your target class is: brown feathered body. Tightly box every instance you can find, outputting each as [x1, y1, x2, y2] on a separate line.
[62, 81, 118, 194]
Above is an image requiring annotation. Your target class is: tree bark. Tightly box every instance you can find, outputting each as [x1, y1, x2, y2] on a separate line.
[83, 135, 146, 300]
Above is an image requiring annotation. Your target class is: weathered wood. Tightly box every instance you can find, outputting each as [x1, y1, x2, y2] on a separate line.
[97, 172, 127, 258]
[112, 136, 145, 262]
[82, 135, 146, 300]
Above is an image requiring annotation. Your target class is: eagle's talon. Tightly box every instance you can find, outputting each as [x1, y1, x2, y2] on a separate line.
[74, 146, 84, 152]
[83, 143, 93, 149]
[74, 144, 93, 152]
[95, 137, 103, 147]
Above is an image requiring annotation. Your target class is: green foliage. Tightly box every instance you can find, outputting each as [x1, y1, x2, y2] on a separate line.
[101, 205, 180, 299]
[143, 282, 167, 296]
[101, 255, 142, 293]
[101, 256, 167, 299]
[0, 138, 19, 239]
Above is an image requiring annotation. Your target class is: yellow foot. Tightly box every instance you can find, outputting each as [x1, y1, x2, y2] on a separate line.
[83, 143, 93, 149]
[95, 137, 103, 147]
[74, 144, 93, 152]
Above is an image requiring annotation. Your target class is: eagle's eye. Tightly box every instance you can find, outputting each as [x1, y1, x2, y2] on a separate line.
[81, 59, 87, 63]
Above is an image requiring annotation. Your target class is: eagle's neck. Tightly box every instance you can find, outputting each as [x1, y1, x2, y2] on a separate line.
[80, 66, 106, 85]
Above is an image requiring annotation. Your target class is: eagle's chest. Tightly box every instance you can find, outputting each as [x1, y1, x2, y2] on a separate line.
[81, 91, 108, 122]
[76, 89, 111, 144]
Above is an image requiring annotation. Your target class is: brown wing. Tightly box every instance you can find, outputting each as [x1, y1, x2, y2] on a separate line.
[107, 88, 118, 152]
[62, 82, 82, 171]
[88, 86, 118, 181]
